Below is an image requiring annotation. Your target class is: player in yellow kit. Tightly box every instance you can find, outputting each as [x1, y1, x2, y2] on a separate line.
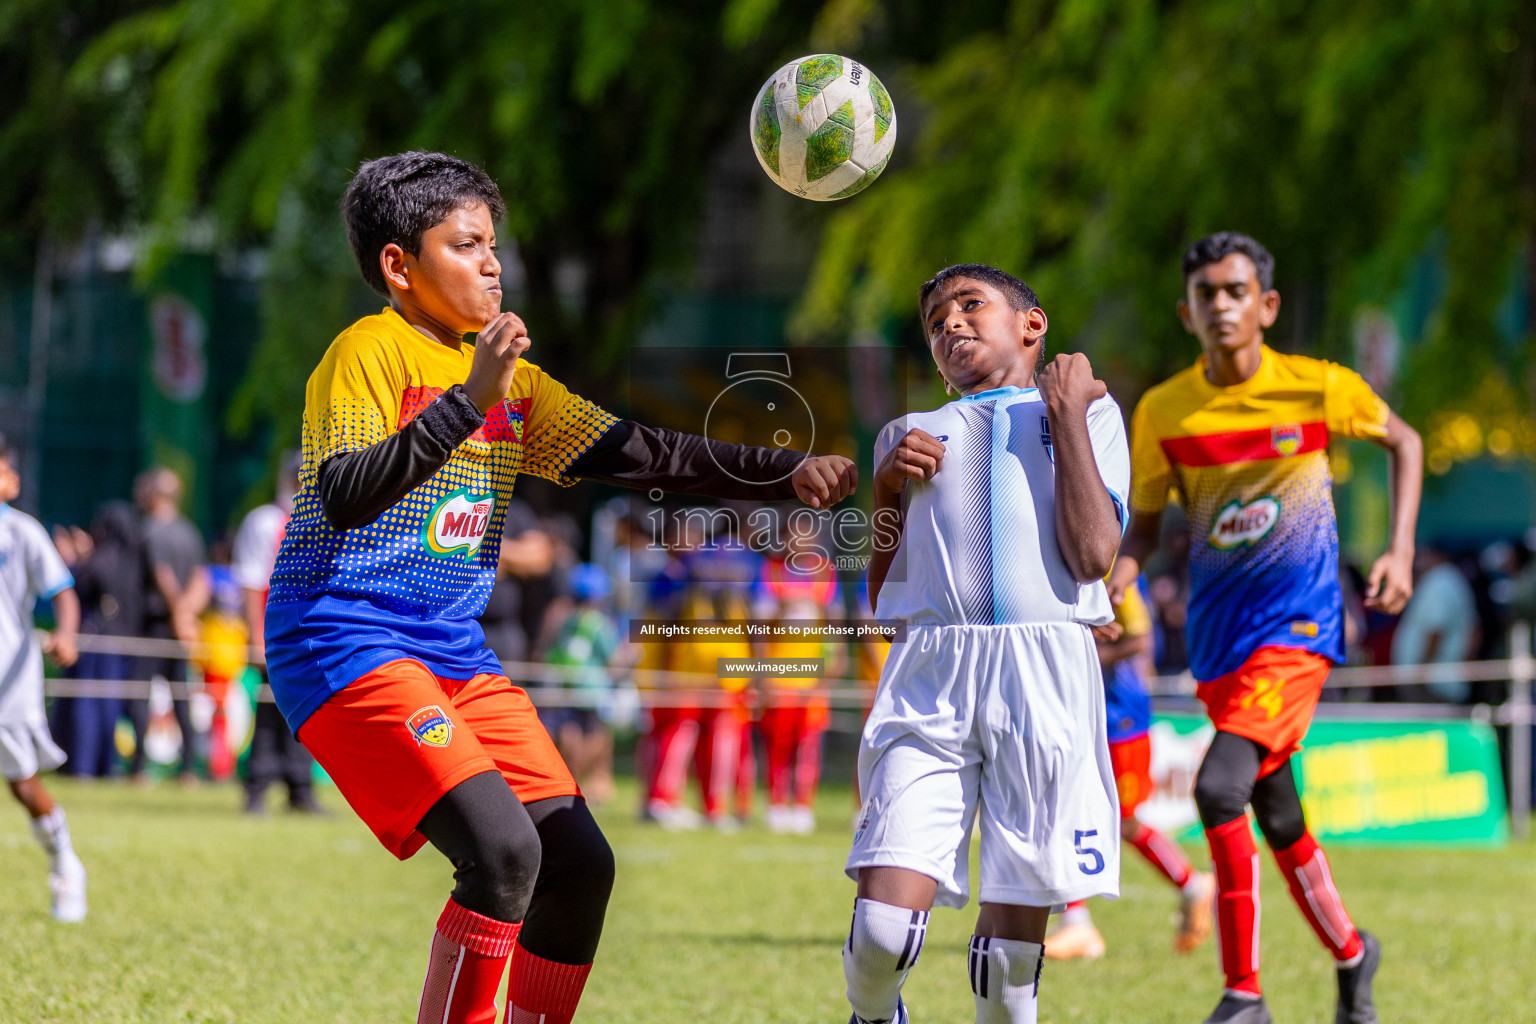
[1110, 233, 1421, 1024]
[263, 151, 856, 1024]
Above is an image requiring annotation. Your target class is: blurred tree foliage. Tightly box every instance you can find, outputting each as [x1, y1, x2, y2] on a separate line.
[799, 0, 1536, 430]
[1, 0, 871, 440]
[2, 0, 1532, 458]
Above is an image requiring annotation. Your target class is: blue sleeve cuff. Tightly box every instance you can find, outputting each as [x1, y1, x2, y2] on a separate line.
[40, 574, 74, 600]
[1106, 489, 1129, 536]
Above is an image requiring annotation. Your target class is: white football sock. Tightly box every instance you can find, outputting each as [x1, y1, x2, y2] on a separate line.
[30, 807, 74, 869]
[843, 898, 929, 1023]
[969, 936, 1042, 1024]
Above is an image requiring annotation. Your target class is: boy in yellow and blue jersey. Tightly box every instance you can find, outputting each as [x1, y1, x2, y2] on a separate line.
[265, 151, 856, 1024]
[1110, 233, 1422, 1024]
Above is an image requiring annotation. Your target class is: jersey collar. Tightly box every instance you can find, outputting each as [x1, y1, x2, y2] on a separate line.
[1194, 344, 1272, 394]
[957, 385, 1038, 403]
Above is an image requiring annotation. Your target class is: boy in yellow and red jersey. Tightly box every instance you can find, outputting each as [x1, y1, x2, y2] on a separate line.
[1110, 233, 1422, 1024]
[264, 152, 855, 1024]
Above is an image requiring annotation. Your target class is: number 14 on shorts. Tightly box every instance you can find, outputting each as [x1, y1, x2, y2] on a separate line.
[1075, 830, 1105, 875]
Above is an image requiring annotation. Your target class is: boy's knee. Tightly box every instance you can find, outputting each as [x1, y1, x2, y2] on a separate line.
[576, 828, 616, 899]
[533, 798, 615, 904]
[1192, 763, 1251, 829]
[1250, 767, 1306, 850]
[456, 813, 542, 921]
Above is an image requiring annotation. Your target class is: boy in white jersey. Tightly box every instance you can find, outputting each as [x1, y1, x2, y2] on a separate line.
[842, 265, 1128, 1024]
[0, 435, 86, 922]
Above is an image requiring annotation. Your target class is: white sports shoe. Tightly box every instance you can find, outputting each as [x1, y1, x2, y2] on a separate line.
[790, 805, 816, 834]
[49, 853, 87, 923]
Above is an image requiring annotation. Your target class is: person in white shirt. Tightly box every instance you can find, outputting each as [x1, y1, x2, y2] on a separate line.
[840, 265, 1129, 1024]
[0, 435, 86, 921]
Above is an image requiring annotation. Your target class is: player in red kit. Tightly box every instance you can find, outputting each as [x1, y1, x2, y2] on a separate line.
[1111, 233, 1421, 1024]
[263, 152, 855, 1024]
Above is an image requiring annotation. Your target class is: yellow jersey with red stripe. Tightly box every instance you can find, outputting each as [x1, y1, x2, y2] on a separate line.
[1129, 346, 1387, 682]
[265, 308, 618, 728]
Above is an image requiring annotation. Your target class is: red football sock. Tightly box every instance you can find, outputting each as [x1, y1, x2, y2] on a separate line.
[505, 945, 593, 1024]
[1206, 817, 1261, 997]
[418, 900, 521, 1024]
[1272, 831, 1363, 962]
[1127, 820, 1194, 889]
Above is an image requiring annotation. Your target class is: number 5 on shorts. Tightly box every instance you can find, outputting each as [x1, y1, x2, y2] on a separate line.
[1074, 829, 1105, 875]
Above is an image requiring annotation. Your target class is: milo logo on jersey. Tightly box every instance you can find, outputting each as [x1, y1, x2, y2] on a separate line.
[422, 489, 496, 559]
[1209, 496, 1281, 550]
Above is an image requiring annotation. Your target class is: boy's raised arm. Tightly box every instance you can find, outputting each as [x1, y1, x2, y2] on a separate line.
[1038, 353, 1124, 582]
[319, 314, 526, 531]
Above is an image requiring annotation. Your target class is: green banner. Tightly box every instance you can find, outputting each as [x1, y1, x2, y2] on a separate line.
[1144, 712, 1508, 847]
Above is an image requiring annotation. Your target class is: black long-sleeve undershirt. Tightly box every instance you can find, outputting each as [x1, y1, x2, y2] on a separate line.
[315, 390, 806, 531]
[316, 385, 487, 531]
[564, 420, 803, 501]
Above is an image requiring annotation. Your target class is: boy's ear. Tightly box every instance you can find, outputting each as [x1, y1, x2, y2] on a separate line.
[1021, 306, 1048, 341]
[380, 243, 412, 293]
[1258, 289, 1281, 329]
[1177, 298, 1195, 334]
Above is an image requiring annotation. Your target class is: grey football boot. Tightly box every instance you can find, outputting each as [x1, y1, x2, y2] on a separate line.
[1335, 930, 1382, 1024]
[1202, 993, 1273, 1024]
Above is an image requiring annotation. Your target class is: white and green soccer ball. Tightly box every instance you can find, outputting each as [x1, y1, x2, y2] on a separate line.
[749, 54, 896, 201]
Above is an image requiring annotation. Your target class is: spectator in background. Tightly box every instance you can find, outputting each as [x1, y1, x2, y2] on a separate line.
[51, 502, 144, 777]
[608, 513, 670, 636]
[1391, 543, 1478, 702]
[232, 453, 319, 813]
[478, 497, 554, 672]
[1149, 523, 1190, 673]
[528, 512, 582, 658]
[542, 564, 628, 805]
[132, 466, 210, 783]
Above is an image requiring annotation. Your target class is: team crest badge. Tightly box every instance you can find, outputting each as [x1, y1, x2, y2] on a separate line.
[407, 705, 454, 747]
[1271, 423, 1302, 458]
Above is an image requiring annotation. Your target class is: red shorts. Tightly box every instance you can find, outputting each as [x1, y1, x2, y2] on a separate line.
[298, 659, 576, 859]
[1108, 733, 1154, 816]
[1197, 645, 1330, 779]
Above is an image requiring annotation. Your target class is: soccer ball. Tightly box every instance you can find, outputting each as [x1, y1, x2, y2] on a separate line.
[749, 54, 896, 201]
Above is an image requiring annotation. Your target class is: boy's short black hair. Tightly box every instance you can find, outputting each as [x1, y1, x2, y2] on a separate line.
[1181, 232, 1275, 290]
[0, 432, 16, 469]
[918, 263, 1040, 319]
[343, 151, 507, 298]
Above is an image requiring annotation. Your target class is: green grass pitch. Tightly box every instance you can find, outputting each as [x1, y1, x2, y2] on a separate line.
[2, 778, 1532, 1022]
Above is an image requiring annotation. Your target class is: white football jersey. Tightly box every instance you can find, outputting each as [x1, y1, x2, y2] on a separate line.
[0, 504, 73, 726]
[872, 386, 1129, 628]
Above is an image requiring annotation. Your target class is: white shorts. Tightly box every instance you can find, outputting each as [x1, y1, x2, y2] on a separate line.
[846, 623, 1120, 909]
[0, 721, 67, 782]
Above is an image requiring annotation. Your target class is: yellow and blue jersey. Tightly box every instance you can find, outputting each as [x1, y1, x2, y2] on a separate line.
[1129, 346, 1387, 682]
[1104, 580, 1153, 743]
[265, 308, 617, 727]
